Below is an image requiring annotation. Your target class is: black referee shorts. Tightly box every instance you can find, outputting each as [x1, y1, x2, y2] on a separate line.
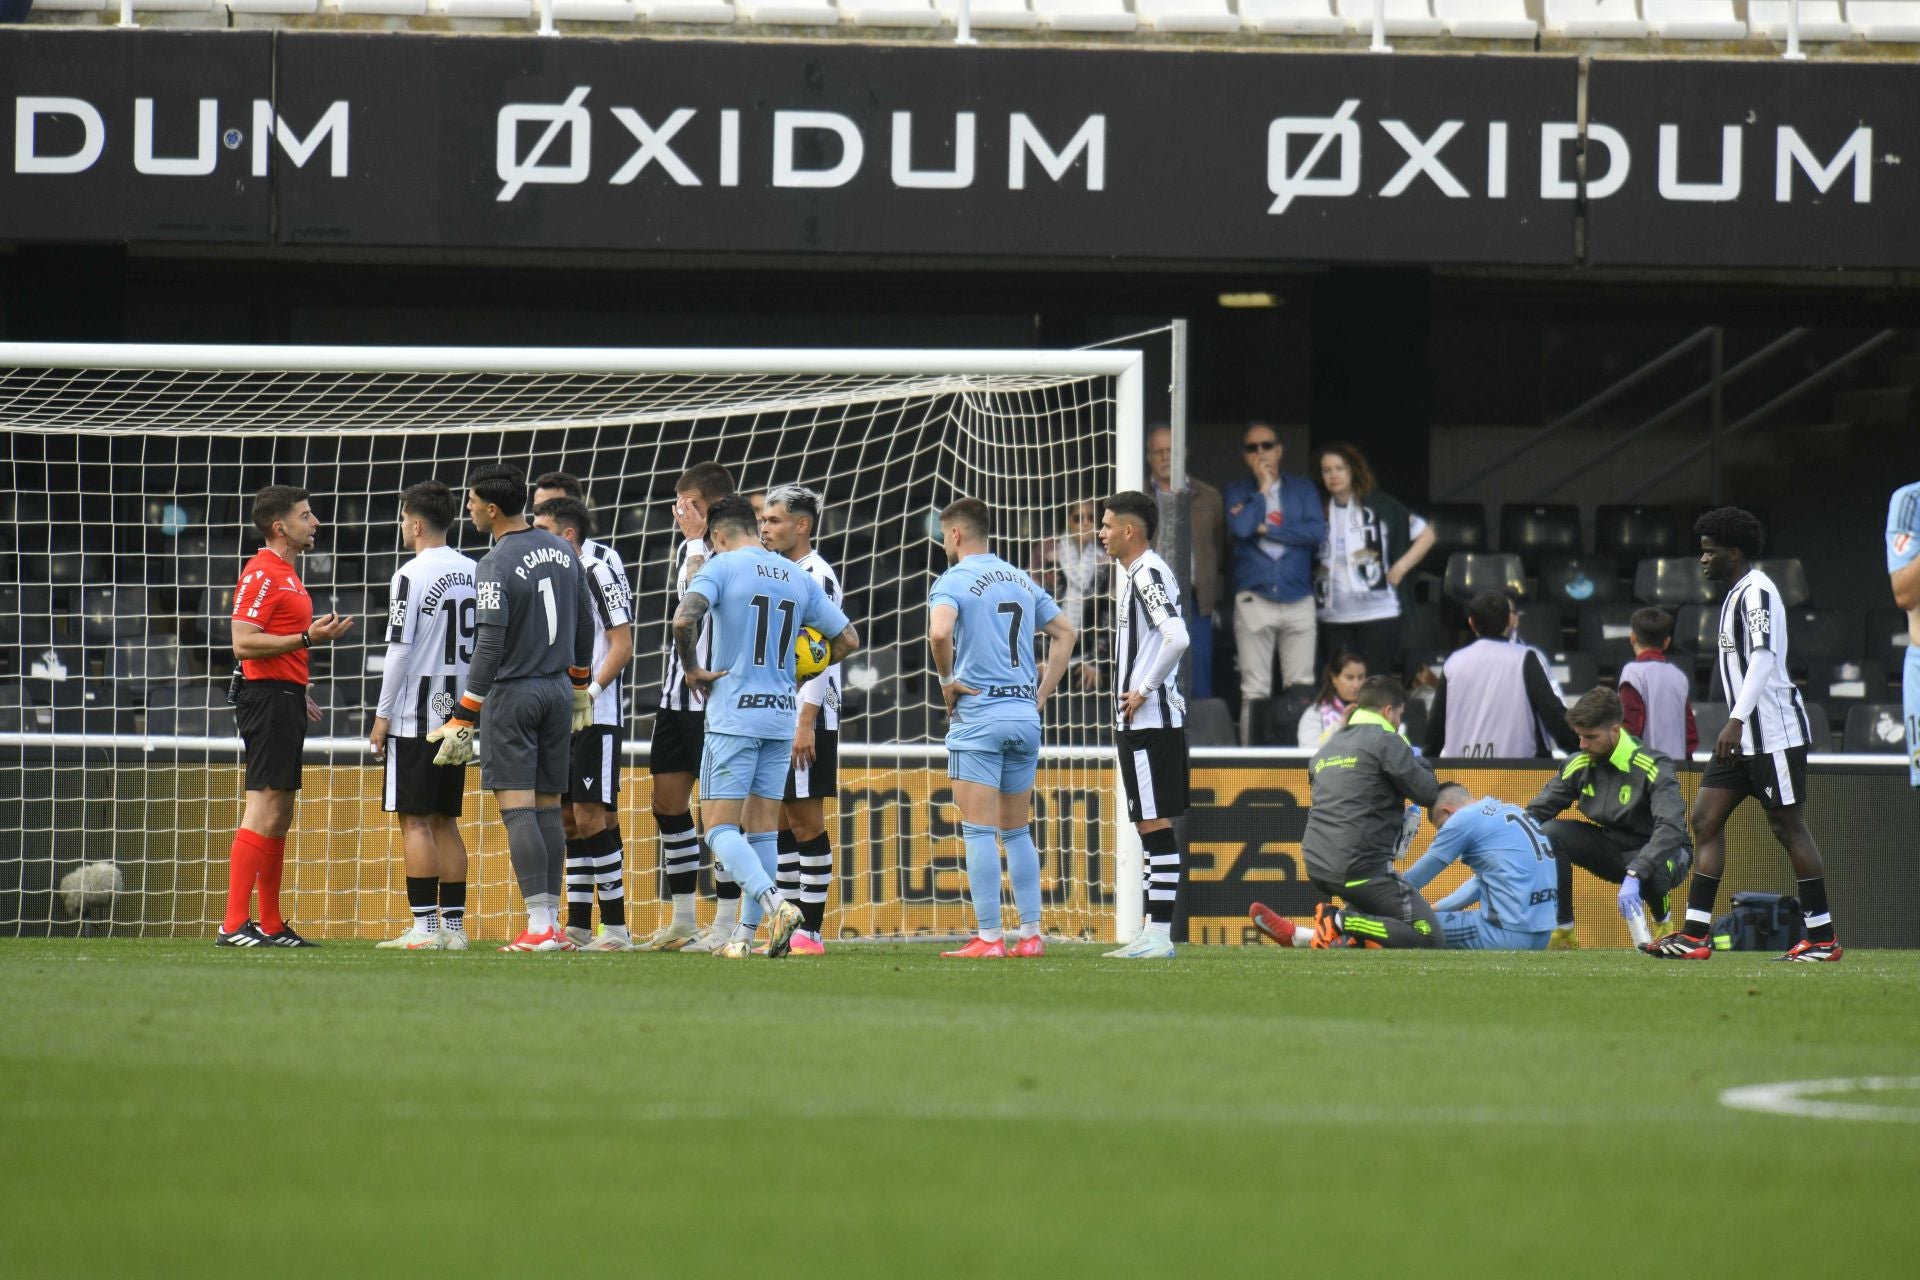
[568, 725, 622, 809]
[235, 679, 307, 793]
[651, 708, 705, 777]
[1117, 726, 1189, 823]
[1701, 745, 1809, 810]
[382, 734, 466, 818]
[785, 727, 839, 803]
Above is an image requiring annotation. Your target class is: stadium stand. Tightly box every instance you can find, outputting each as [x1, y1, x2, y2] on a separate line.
[1032, 0, 1138, 31]
[1539, 557, 1621, 615]
[1185, 697, 1236, 746]
[1432, 0, 1537, 37]
[1633, 556, 1715, 608]
[1746, 0, 1851, 38]
[1239, 0, 1345, 32]
[1641, 0, 1745, 37]
[1848, 2, 1920, 40]
[1594, 505, 1677, 564]
[1500, 503, 1582, 572]
[1577, 602, 1639, 673]
[1514, 603, 1563, 653]
[1844, 702, 1907, 753]
[1442, 551, 1525, 604]
[1757, 558, 1812, 609]
[1543, 0, 1648, 37]
[1420, 503, 1489, 565]
[1333, 0, 1443, 33]
[1786, 607, 1861, 676]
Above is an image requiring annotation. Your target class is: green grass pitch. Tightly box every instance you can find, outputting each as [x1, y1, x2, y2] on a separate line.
[4, 942, 1918, 1278]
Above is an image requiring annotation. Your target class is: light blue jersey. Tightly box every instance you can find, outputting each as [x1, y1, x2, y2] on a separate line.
[928, 553, 1062, 725]
[1402, 798, 1559, 937]
[1892, 483, 1920, 787]
[689, 545, 850, 741]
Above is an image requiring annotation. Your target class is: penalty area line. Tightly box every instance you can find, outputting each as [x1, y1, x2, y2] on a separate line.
[1719, 1076, 1920, 1123]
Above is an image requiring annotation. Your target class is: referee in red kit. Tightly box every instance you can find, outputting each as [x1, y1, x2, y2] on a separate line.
[219, 485, 354, 947]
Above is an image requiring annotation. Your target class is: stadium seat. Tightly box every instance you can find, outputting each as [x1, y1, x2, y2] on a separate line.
[1747, 0, 1851, 38]
[1539, 557, 1620, 613]
[837, 0, 940, 24]
[1797, 701, 1834, 751]
[643, 0, 737, 20]
[1239, 0, 1345, 32]
[126, 0, 214, 10]
[1787, 607, 1861, 674]
[0, 681, 27, 734]
[1334, 0, 1444, 32]
[551, 1, 639, 18]
[1594, 505, 1677, 563]
[1543, 650, 1599, 696]
[1848, 1, 1920, 40]
[431, 0, 534, 15]
[81, 587, 150, 645]
[1499, 503, 1582, 569]
[1138, 0, 1239, 29]
[1423, 503, 1490, 563]
[229, 0, 320, 11]
[1186, 697, 1236, 747]
[1032, 0, 1137, 29]
[739, 0, 840, 21]
[1691, 702, 1726, 755]
[1543, 0, 1647, 35]
[16, 586, 74, 647]
[1871, 609, 1912, 671]
[328, 0, 427, 14]
[1432, 0, 1537, 35]
[1633, 557, 1714, 607]
[1672, 602, 1719, 658]
[1642, 0, 1746, 36]
[1844, 703, 1907, 753]
[1819, 658, 1887, 703]
[930, 0, 1041, 28]
[1442, 552, 1524, 605]
[30, 0, 109, 9]
[115, 641, 186, 694]
[1514, 605, 1563, 654]
[1577, 602, 1640, 667]
[1755, 558, 1811, 609]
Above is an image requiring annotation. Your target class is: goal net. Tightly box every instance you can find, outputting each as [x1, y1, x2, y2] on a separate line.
[0, 343, 1145, 943]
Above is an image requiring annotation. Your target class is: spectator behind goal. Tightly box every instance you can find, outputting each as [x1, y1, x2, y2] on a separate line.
[1617, 607, 1698, 759]
[1425, 590, 1577, 760]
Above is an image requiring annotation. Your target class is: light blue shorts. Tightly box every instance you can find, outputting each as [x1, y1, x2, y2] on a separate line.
[946, 717, 1042, 794]
[700, 731, 790, 802]
[1438, 911, 1550, 952]
[1905, 646, 1920, 788]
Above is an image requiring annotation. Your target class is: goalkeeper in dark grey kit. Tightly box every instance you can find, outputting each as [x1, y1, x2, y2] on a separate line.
[428, 463, 595, 952]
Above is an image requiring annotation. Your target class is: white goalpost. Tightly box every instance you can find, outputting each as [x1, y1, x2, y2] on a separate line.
[0, 342, 1146, 944]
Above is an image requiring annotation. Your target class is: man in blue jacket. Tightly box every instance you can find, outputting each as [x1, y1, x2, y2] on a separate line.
[1224, 422, 1326, 743]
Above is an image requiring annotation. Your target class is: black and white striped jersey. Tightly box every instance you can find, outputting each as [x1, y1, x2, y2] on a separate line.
[1717, 567, 1811, 755]
[1114, 548, 1187, 731]
[582, 537, 625, 589]
[659, 537, 714, 713]
[794, 549, 842, 733]
[376, 544, 479, 737]
[582, 550, 634, 727]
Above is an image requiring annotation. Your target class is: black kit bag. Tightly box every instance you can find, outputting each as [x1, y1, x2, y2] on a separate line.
[1711, 891, 1808, 952]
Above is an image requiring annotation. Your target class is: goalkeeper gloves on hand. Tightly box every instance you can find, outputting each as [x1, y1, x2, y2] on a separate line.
[427, 694, 483, 766]
[570, 667, 594, 732]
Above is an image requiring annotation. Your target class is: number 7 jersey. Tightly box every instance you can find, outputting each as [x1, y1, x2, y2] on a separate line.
[927, 552, 1062, 725]
[379, 543, 479, 736]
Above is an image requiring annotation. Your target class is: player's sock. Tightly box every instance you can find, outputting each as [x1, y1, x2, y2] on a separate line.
[592, 826, 627, 930]
[1143, 827, 1181, 934]
[439, 881, 466, 933]
[1000, 825, 1041, 936]
[1555, 856, 1575, 929]
[565, 837, 595, 932]
[1682, 871, 1721, 939]
[501, 806, 548, 924]
[657, 811, 701, 922]
[255, 834, 288, 934]
[776, 829, 801, 906]
[1796, 877, 1835, 943]
[525, 894, 559, 934]
[740, 832, 779, 928]
[961, 822, 1004, 941]
[797, 832, 833, 935]
[222, 827, 267, 932]
[708, 823, 774, 902]
[711, 891, 739, 937]
[536, 807, 566, 903]
[406, 875, 438, 934]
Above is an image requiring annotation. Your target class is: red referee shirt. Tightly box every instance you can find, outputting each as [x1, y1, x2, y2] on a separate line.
[232, 548, 314, 685]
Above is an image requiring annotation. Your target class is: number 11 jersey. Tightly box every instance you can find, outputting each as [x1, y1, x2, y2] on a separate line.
[380, 543, 479, 736]
[689, 544, 850, 741]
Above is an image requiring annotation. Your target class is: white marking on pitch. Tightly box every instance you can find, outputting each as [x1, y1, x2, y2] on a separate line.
[1719, 1077, 1920, 1123]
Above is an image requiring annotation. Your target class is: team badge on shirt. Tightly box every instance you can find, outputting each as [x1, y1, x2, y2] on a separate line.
[477, 581, 502, 611]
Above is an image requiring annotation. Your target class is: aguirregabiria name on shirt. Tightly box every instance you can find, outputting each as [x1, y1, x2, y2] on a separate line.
[420, 572, 476, 613]
[513, 547, 572, 578]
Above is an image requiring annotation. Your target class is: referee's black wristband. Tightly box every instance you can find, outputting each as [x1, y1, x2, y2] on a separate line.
[300, 630, 312, 649]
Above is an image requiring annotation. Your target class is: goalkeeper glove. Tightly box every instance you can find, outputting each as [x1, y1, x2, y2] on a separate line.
[570, 667, 594, 732]
[1617, 873, 1644, 920]
[427, 694, 483, 766]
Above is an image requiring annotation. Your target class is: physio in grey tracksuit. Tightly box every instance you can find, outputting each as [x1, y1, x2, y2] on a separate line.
[1302, 678, 1442, 948]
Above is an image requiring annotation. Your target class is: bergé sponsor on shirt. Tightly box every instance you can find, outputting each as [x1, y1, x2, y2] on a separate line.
[738, 693, 798, 710]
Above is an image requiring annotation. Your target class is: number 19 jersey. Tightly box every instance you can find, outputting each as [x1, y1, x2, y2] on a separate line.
[689, 544, 850, 741]
[928, 553, 1062, 725]
[379, 544, 478, 736]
